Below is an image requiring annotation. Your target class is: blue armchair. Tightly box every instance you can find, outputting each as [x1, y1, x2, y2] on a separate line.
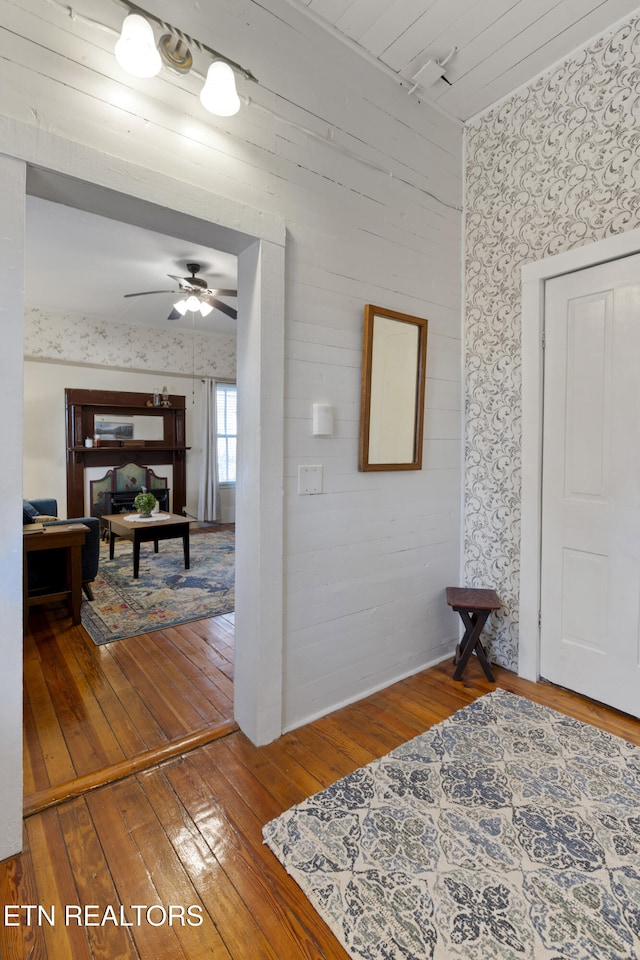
[24, 498, 100, 600]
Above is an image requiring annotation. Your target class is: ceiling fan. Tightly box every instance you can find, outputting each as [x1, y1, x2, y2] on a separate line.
[124, 262, 238, 320]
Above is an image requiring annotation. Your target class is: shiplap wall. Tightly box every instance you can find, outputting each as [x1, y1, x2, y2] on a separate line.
[2, 0, 463, 731]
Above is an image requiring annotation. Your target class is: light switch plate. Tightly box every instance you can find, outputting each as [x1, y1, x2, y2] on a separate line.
[298, 464, 323, 495]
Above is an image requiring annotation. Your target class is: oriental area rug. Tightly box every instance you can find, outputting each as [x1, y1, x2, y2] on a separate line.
[81, 529, 234, 644]
[263, 690, 640, 960]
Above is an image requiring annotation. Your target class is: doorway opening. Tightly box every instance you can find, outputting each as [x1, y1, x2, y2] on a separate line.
[22, 164, 285, 747]
[23, 195, 244, 810]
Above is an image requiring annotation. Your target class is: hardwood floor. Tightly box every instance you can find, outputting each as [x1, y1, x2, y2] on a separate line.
[6, 623, 640, 959]
[23, 604, 237, 815]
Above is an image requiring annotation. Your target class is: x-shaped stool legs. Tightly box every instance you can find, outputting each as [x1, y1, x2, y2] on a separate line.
[446, 587, 501, 682]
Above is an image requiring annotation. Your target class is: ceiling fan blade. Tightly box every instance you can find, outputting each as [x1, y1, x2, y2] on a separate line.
[167, 307, 182, 321]
[124, 289, 175, 298]
[210, 289, 237, 297]
[168, 274, 196, 288]
[209, 298, 238, 320]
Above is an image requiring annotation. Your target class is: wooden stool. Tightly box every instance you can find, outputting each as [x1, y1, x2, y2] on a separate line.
[446, 587, 501, 681]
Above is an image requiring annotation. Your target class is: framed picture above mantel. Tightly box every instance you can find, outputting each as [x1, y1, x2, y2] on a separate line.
[64, 388, 188, 519]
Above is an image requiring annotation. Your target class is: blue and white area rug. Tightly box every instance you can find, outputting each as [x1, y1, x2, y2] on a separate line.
[263, 690, 640, 960]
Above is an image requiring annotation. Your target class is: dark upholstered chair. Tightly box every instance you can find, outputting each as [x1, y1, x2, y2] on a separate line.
[23, 498, 100, 600]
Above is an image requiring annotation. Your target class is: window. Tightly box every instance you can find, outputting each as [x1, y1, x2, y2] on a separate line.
[216, 382, 237, 483]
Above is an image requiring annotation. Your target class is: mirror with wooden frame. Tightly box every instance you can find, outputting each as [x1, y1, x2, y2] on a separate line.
[358, 304, 428, 471]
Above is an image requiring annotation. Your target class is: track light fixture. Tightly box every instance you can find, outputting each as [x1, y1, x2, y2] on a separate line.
[158, 33, 193, 75]
[114, 3, 256, 116]
[200, 61, 241, 117]
[115, 13, 161, 78]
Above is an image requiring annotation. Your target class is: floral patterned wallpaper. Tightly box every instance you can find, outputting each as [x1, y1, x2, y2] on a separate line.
[465, 14, 640, 669]
[24, 308, 237, 379]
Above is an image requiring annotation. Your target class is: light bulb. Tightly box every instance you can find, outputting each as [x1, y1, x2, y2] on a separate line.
[115, 14, 161, 78]
[185, 295, 201, 312]
[199, 61, 240, 117]
[173, 299, 189, 315]
[199, 301, 214, 316]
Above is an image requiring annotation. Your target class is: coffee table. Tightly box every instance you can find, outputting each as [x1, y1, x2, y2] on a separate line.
[102, 512, 195, 579]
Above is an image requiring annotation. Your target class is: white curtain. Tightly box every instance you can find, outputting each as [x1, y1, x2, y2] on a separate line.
[198, 378, 220, 521]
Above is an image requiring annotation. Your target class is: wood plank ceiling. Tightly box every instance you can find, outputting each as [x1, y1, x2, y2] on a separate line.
[284, 0, 640, 121]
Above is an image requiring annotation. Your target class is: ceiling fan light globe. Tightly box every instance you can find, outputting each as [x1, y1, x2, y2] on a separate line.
[185, 295, 201, 312]
[115, 14, 162, 78]
[199, 301, 214, 316]
[200, 61, 241, 117]
[173, 299, 189, 315]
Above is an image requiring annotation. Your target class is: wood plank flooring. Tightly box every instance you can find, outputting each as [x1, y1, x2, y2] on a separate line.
[6, 629, 640, 959]
[23, 603, 237, 814]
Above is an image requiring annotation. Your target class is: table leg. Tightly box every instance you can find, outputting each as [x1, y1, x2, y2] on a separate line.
[69, 542, 83, 625]
[109, 528, 116, 560]
[133, 535, 141, 579]
[183, 530, 190, 570]
[23, 557, 29, 633]
[471, 632, 495, 682]
[453, 608, 494, 681]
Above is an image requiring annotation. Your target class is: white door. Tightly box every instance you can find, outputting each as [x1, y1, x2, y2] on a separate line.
[541, 254, 640, 717]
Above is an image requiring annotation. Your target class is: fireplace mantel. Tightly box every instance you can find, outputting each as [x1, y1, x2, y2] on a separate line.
[65, 388, 188, 518]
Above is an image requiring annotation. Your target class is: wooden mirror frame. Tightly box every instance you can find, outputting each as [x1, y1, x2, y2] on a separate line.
[358, 304, 428, 472]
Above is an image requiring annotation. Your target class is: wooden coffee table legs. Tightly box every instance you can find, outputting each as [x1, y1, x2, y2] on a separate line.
[131, 529, 190, 579]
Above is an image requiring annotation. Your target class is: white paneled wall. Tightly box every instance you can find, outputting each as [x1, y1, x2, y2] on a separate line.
[3, 0, 463, 735]
[0, 156, 25, 864]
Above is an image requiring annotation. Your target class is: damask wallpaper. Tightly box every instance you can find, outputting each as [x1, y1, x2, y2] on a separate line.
[465, 13, 640, 669]
[24, 308, 237, 379]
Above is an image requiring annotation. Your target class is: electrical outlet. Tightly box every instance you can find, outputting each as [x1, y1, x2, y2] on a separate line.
[298, 464, 323, 495]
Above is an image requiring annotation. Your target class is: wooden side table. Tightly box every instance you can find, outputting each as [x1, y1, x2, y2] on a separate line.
[446, 586, 501, 681]
[23, 523, 89, 629]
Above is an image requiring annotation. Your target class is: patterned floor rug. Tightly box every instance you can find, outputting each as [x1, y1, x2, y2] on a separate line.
[81, 529, 234, 644]
[263, 689, 640, 960]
